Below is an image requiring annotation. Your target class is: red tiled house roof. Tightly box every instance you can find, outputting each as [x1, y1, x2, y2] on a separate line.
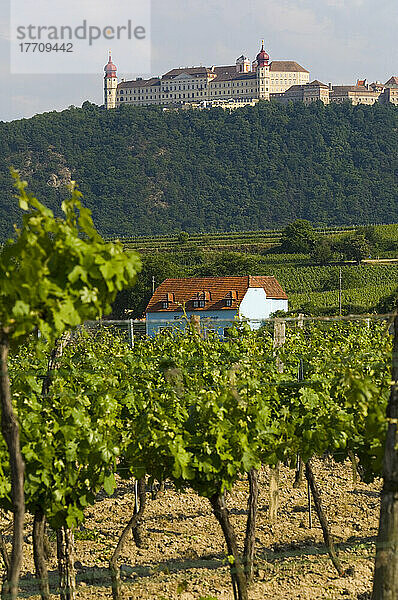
[146, 276, 287, 313]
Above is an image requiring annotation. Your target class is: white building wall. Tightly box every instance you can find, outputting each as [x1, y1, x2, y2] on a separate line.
[239, 288, 288, 329]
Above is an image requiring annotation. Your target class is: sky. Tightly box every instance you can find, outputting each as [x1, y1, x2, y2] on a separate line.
[1, 0, 397, 122]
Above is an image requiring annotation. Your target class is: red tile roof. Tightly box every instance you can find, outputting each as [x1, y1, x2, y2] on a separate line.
[146, 275, 287, 313]
[270, 61, 309, 73]
[249, 276, 288, 298]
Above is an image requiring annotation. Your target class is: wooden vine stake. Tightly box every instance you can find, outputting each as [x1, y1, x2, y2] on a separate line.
[269, 318, 286, 524]
[294, 318, 304, 489]
[294, 455, 304, 489]
[372, 304, 398, 600]
[243, 469, 258, 584]
[269, 466, 280, 525]
[348, 450, 359, 486]
[190, 314, 201, 337]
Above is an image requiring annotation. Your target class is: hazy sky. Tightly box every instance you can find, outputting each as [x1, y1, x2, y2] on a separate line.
[1, 0, 397, 122]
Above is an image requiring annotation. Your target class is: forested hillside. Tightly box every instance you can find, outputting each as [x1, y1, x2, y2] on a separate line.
[0, 100, 397, 238]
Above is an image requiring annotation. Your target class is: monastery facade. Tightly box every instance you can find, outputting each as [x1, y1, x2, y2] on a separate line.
[104, 42, 309, 109]
[103, 43, 398, 110]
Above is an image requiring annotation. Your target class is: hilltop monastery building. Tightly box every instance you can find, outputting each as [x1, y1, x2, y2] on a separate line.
[104, 42, 398, 110]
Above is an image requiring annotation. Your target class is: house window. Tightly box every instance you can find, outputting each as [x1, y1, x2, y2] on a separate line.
[193, 299, 205, 308]
[161, 301, 169, 309]
[225, 298, 232, 307]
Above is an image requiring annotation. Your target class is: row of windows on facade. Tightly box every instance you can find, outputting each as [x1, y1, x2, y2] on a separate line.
[117, 89, 265, 101]
[118, 88, 255, 96]
[332, 97, 377, 104]
[116, 78, 298, 96]
[161, 298, 233, 309]
[118, 81, 254, 94]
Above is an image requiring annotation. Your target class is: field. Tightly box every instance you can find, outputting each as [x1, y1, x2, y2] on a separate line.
[113, 222, 398, 318]
[107, 224, 398, 255]
[16, 459, 379, 600]
[3, 318, 391, 600]
[289, 284, 397, 313]
[271, 263, 397, 314]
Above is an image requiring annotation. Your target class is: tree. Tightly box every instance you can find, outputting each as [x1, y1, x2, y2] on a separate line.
[376, 287, 398, 313]
[195, 251, 258, 277]
[310, 238, 333, 265]
[0, 171, 141, 600]
[177, 231, 189, 244]
[280, 220, 318, 254]
[111, 254, 181, 319]
[356, 225, 380, 252]
[337, 233, 370, 264]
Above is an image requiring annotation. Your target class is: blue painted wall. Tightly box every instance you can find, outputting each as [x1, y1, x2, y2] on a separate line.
[146, 309, 238, 337]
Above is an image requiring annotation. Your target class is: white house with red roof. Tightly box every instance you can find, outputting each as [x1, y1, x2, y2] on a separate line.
[145, 275, 288, 337]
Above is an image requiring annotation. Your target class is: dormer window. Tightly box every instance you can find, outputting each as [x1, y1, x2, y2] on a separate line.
[225, 290, 237, 307]
[193, 299, 205, 308]
[192, 291, 210, 309]
[161, 292, 174, 310]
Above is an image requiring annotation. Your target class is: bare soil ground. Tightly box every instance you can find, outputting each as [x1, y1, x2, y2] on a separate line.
[14, 458, 380, 599]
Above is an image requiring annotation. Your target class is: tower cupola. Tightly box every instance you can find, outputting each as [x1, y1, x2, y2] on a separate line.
[104, 52, 117, 78]
[236, 55, 251, 73]
[256, 41, 269, 68]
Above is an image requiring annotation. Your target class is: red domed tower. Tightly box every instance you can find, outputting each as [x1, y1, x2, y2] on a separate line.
[104, 52, 117, 79]
[104, 52, 118, 109]
[256, 41, 270, 101]
[256, 40, 269, 68]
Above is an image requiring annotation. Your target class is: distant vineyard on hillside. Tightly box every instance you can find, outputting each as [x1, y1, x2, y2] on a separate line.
[107, 223, 398, 254]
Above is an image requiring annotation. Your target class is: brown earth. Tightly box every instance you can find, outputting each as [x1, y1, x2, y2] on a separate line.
[14, 458, 380, 599]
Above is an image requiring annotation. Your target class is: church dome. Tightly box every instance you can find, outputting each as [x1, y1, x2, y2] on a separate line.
[256, 42, 269, 67]
[104, 53, 117, 76]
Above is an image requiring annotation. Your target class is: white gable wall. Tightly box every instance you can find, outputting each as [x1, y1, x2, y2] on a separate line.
[239, 288, 288, 329]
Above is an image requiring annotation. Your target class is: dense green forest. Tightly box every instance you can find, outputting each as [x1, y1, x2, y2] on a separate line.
[0, 101, 398, 239]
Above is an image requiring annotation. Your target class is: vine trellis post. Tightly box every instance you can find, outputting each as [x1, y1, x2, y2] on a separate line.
[371, 302, 398, 599]
[269, 319, 286, 524]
